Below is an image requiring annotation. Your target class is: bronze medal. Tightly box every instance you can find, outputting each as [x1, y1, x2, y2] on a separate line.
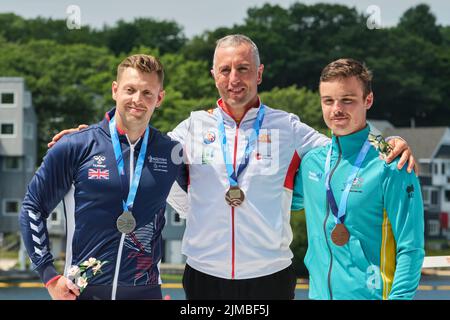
[331, 224, 350, 246]
[116, 211, 136, 234]
[225, 186, 245, 207]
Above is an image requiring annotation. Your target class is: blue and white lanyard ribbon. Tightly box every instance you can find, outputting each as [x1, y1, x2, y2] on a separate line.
[216, 105, 266, 187]
[109, 116, 149, 213]
[324, 139, 371, 224]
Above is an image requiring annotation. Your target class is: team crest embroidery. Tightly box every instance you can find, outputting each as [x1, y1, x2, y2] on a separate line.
[341, 177, 364, 192]
[94, 155, 106, 165]
[203, 130, 216, 144]
[88, 168, 110, 179]
[406, 184, 414, 198]
[89, 155, 109, 179]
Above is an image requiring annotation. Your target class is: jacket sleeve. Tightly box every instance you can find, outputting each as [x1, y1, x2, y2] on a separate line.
[167, 116, 191, 146]
[382, 163, 425, 300]
[290, 113, 330, 158]
[19, 136, 77, 284]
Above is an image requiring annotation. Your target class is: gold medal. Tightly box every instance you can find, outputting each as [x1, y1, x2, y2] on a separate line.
[225, 186, 245, 207]
[331, 224, 349, 246]
[116, 211, 136, 234]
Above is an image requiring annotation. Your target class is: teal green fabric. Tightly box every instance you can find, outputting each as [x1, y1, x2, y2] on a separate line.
[292, 125, 424, 300]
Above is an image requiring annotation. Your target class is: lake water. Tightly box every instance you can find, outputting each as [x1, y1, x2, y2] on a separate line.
[0, 275, 449, 300]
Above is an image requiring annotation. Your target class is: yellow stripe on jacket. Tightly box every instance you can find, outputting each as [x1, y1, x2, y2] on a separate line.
[380, 209, 396, 299]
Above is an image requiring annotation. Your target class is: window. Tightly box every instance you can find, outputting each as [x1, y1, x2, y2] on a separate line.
[24, 123, 34, 139]
[1, 92, 14, 104]
[422, 189, 430, 204]
[442, 163, 446, 175]
[445, 190, 450, 202]
[431, 190, 439, 206]
[434, 163, 438, 175]
[25, 156, 34, 172]
[49, 210, 60, 225]
[3, 157, 22, 171]
[427, 220, 440, 237]
[3, 200, 20, 216]
[171, 210, 183, 226]
[0, 123, 15, 136]
[419, 163, 431, 176]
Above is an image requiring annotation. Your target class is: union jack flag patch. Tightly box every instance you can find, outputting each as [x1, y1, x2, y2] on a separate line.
[88, 168, 109, 179]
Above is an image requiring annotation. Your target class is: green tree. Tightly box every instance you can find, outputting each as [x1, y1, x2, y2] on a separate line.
[0, 13, 98, 46]
[104, 18, 186, 55]
[0, 40, 116, 161]
[398, 4, 442, 45]
[259, 85, 326, 132]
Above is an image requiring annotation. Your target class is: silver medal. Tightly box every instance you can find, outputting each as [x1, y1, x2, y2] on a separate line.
[116, 211, 136, 234]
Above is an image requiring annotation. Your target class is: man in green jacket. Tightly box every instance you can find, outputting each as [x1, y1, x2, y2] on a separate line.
[292, 58, 424, 300]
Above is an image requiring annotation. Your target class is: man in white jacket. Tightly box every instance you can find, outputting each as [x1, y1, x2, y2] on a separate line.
[165, 34, 415, 299]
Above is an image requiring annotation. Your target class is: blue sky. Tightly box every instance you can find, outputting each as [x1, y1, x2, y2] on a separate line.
[1, 0, 448, 38]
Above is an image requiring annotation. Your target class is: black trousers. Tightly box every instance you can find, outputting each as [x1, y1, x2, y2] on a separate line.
[77, 284, 162, 300]
[182, 264, 297, 300]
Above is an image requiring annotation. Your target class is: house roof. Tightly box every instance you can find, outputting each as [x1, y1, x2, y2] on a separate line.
[367, 120, 394, 133]
[382, 127, 449, 160]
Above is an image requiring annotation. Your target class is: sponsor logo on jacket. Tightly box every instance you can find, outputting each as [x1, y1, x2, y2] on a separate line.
[148, 156, 168, 172]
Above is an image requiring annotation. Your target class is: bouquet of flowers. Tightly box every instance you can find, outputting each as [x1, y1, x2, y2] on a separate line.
[67, 257, 107, 292]
[368, 133, 392, 160]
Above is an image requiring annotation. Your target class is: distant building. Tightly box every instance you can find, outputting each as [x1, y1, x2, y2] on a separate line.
[0, 77, 37, 235]
[162, 205, 186, 264]
[369, 120, 450, 245]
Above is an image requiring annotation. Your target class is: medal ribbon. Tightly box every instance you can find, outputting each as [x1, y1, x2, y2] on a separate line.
[324, 139, 371, 224]
[109, 115, 149, 212]
[216, 105, 266, 187]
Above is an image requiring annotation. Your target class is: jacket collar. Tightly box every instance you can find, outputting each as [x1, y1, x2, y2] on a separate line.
[331, 124, 371, 157]
[216, 97, 261, 125]
[100, 107, 148, 147]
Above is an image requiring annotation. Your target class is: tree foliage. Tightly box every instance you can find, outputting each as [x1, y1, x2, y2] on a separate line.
[0, 2, 448, 277]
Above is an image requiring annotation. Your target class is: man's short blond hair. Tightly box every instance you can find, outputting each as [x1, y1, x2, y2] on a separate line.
[117, 54, 164, 86]
[320, 58, 372, 98]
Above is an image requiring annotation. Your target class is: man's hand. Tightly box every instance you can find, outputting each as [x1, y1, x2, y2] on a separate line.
[47, 276, 80, 300]
[47, 124, 88, 148]
[385, 138, 419, 175]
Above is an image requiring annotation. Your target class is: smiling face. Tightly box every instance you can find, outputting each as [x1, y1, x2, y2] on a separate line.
[211, 43, 264, 112]
[320, 76, 373, 136]
[112, 67, 164, 132]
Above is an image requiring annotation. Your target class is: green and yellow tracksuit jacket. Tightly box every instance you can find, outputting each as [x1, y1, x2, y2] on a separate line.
[292, 125, 424, 300]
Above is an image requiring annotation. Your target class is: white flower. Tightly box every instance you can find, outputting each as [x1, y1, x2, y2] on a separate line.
[92, 262, 103, 275]
[77, 276, 88, 289]
[67, 265, 80, 279]
[81, 257, 97, 268]
[70, 257, 107, 292]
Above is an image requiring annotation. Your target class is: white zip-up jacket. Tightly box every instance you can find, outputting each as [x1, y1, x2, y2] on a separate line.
[168, 98, 329, 279]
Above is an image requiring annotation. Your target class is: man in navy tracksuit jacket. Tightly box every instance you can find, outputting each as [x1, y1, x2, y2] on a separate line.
[19, 55, 184, 300]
